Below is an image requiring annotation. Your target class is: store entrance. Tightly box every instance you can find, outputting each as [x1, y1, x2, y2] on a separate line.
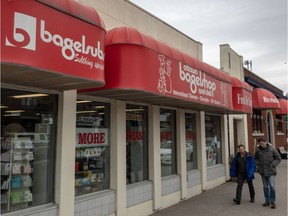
[233, 119, 239, 155]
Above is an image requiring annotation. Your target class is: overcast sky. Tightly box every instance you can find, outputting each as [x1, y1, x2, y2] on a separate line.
[130, 0, 288, 95]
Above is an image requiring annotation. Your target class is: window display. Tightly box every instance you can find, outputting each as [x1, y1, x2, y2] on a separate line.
[185, 113, 197, 171]
[160, 109, 176, 177]
[75, 101, 110, 196]
[252, 109, 263, 133]
[126, 104, 148, 184]
[205, 115, 222, 166]
[1, 88, 57, 213]
[275, 115, 283, 133]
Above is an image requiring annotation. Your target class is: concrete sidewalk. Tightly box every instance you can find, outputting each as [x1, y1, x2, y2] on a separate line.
[150, 161, 287, 216]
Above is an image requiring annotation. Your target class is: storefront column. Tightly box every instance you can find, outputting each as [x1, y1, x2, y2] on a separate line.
[176, 109, 187, 199]
[110, 100, 126, 216]
[222, 115, 230, 181]
[199, 111, 207, 191]
[148, 105, 161, 210]
[55, 90, 77, 216]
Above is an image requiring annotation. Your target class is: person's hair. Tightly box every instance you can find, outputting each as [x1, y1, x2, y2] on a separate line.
[258, 138, 265, 142]
[238, 144, 245, 149]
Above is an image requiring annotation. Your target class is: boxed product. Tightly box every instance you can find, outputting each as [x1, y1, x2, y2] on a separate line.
[12, 163, 21, 174]
[22, 176, 32, 187]
[23, 190, 33, 202]
[13, 151, 22, 160]
[22, 164, 32, 174]
[10, 192, 21, 204]
[11, 176, 21, 188]
[75, 162, 79, 172]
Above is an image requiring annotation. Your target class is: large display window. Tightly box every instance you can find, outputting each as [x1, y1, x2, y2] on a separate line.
[185, 113, 197, 171]
[126, 104, 148, 184]
[1, 88, 57, 213]
[75, 100, 110, 196]
[205, 115, 222, 166]
[160, 109, 177, 177]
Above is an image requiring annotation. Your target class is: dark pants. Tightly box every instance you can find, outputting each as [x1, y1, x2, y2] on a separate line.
[236, 175, 255, 201]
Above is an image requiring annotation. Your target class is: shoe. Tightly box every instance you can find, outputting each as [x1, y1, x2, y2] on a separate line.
[263, 202, 270, 206]
[250, 198, 255, 203]
[233, 199, 240, 205]
[271, 202, 276, 209]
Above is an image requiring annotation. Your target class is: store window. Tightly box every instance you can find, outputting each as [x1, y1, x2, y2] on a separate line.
[205, 115, 222, 166]
[75, 100, 110, 196]
[252, 109, 263, 133]
[1, 88, 57, 214]
[160, 109, 176, 177]
[275, 115, 283, 133]
[126, 104, 148, 184]
[185, 113, 197, 171]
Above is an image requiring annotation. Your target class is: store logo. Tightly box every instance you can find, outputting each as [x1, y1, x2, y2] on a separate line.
[157, 55, 172, 94]
[263, 97, 278, 103]
[179, 62, 216, 97]
[5, 12, 37, 51]
[237, 94, 252, 106]
[6, 12, 104, 63]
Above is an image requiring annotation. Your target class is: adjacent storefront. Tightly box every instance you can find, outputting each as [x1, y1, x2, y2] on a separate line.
[1, 0, 106, 215]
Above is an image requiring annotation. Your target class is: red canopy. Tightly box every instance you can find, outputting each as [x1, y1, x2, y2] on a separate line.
[1, 0, 106, 90]
[230, 77, 253, 113]
[81, 26, 233, 113]
[275, 99, 288, 115]
[252, 88, 280, 109]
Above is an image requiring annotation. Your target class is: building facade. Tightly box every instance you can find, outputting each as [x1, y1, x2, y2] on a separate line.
[1, 1, 286, 216]
[220, 44, 287, 156]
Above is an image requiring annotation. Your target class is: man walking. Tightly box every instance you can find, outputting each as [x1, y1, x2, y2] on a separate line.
[255, 138, 281, 209]
[230, 144, 256, 205]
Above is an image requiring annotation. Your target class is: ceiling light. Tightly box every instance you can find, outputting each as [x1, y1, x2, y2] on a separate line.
[4, 113, 21, 117]
[126, 108, 144, 112]
[76, 110, 97, 114]
[11, 93, 48, 98]
[94, 106, 105, 109]
[77, 100, 92, 103]
[0, 105, 8, 109]
[5, 110, 25, 113]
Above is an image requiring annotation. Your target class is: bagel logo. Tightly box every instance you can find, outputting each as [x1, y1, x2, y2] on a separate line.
[179, 62, 216, 97]
[5, 12, 104, 65]
[5, 12, 37, 51]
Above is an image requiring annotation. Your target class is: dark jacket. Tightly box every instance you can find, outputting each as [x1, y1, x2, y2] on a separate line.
[255, 144, 281, 177]
[230, 152, 256, 181]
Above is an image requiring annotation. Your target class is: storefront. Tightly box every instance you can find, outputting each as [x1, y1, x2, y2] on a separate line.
[220, 44, 287, 158]
[1, 0, 105, 215]
[1, 1, 257, 216]
[78, 26, 252, 215]
[243, 71, 287, 154]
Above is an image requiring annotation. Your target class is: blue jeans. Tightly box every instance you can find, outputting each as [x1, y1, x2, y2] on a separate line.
[261, 175, 276, 203]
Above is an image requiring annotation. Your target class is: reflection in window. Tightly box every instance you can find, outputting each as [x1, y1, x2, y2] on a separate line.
[126, 104, 148, 184]
[1, 88, 57, 213]
[205, 115, 222, 166]
[75, 101, 110, 196]
[185, 113, 197, 171]
[275, 115, 283, 133]
[252, 109, 263, 133]
[160, 109, 176, 177]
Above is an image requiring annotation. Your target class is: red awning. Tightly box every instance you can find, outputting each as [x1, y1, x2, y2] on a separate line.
[230, 77, 253, 113]
[80, 26, 234, 113]
[252, 88, 280, 109]
[275, 99, 288, 115]
[1, 0, 106, 90]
